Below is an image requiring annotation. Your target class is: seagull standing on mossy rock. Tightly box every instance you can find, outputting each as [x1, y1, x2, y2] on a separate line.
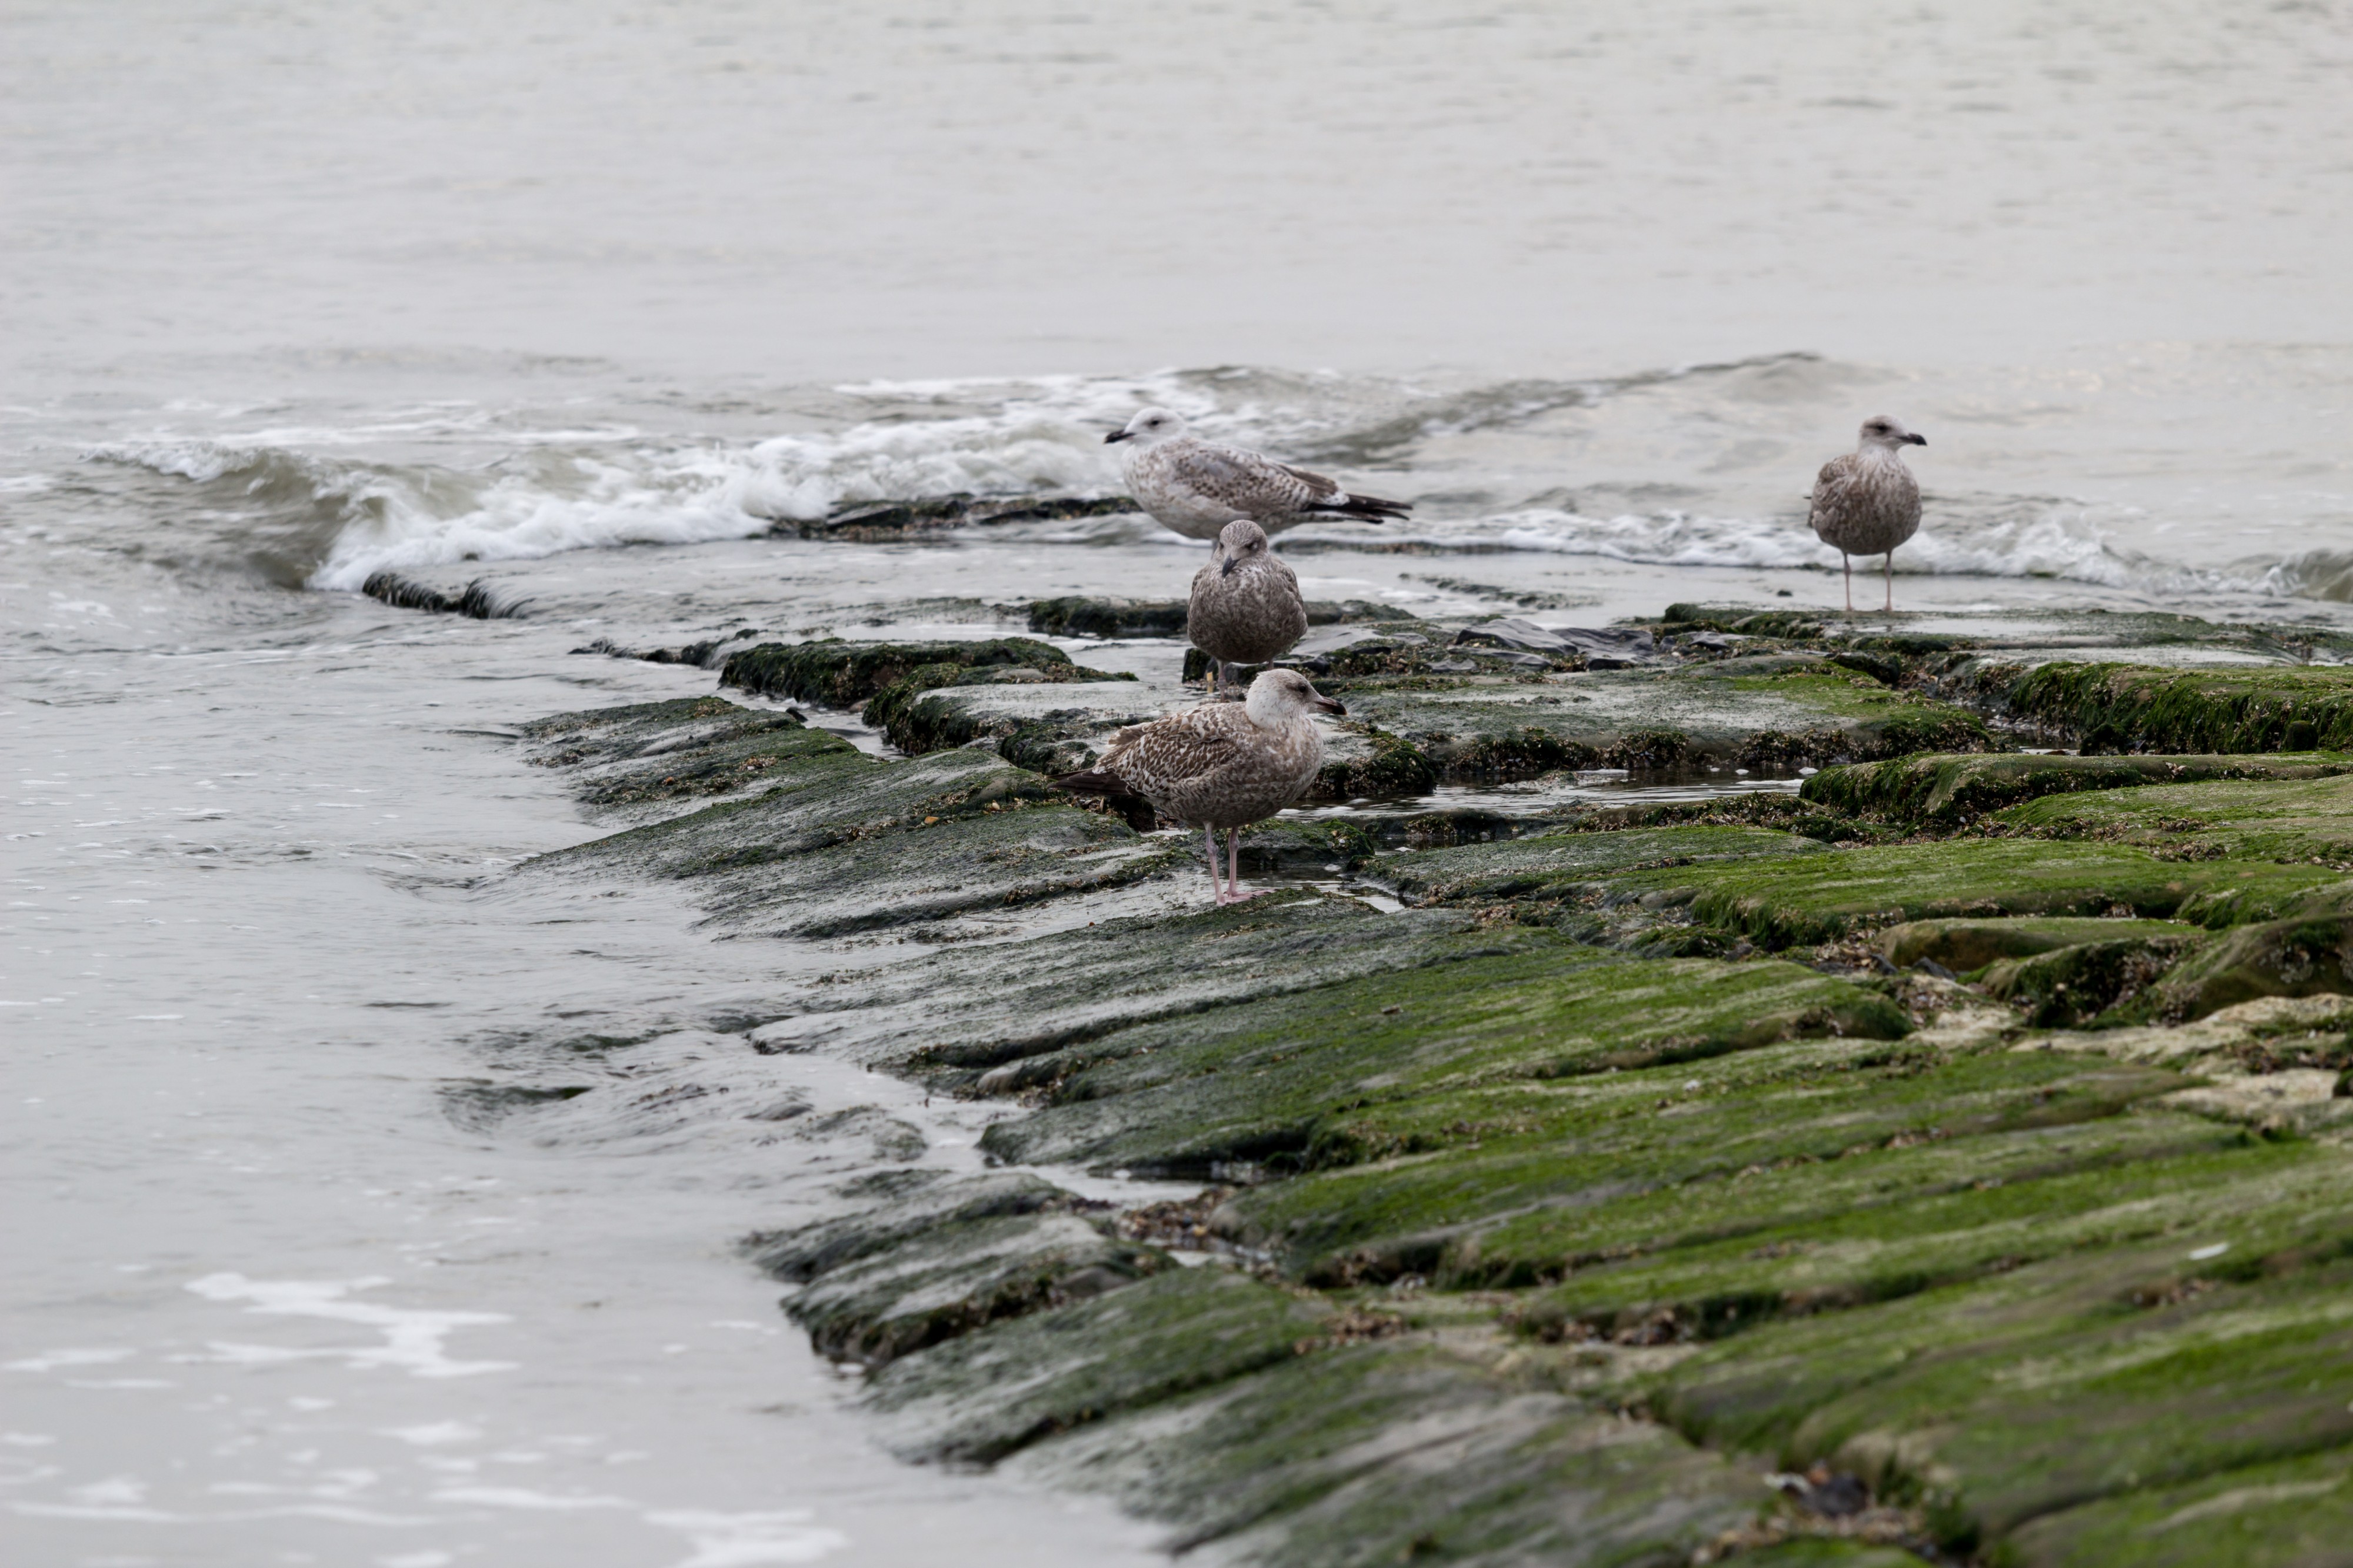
[1105, 407, 1413, 540]
[1052, 668, 1342, 906]
[1188, 519, 1309, 696]
[1809, 415, 1928, 613]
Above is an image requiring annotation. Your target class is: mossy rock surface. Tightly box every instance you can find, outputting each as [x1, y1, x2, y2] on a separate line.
[1997, 770, 2353, 868]
[1601, 839, 2350, 950]
[785, 1210, 1164, 1369]
[981, 950, 1907, 1179]
[1014, 1341, 1762, 1568]
[1999, 1443, 2353, 1567]
[2156, 913, 2353, 1020]
[518, 696, 861, 815]
[2005, 661, 2353, 754]
[862, 1265, 1334, 1464]
[1375, 823, 1829, 906]
[1329, 665, 1988, 781]
[1878, 915, 2199, 973]
[531, 744, 1181, 936]
[1979, 933, 2205, 1027]
[1230, 1047, 2183, 1282]
[1802, 752, 2353, 826]
[742, 1170, 1068, 1283]
[752, 894, 1513, 1072]
[718, 635, 1079, 707]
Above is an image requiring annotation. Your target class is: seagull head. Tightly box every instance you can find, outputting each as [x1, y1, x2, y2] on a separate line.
[1245, 667, 1345, 728]
[1105, 406, 1188, 446]
[1858, 415, 1928, 453]
[1216, 519, 1272, 576]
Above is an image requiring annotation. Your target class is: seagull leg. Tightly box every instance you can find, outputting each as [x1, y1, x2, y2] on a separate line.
[1227, 826, 1270, 903]
[1884, 551, 1894, 613]
[1843, 552, 1853, 615]
[1204, 825, 1227, 903]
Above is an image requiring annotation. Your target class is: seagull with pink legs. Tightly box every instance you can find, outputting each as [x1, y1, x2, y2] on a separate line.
[1052, 668, 1342, 906]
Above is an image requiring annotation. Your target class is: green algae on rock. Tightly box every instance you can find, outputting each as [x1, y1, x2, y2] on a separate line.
[1996, 769, 2353, 867]
[978, 950, 1908, 1179]
[2007, 661, 2353, 754]
[1372, 823, 1830, 908]
[1876, 915, 2201, 973]
[862, 1266, 1334, 1464]
[1802, 751, 2353, 828]
[1009, 1340, 1765, 1568]
[519, 697, 859, 815]
[717, 635, 1094, 708]
[786, 1209, 1164, 1369]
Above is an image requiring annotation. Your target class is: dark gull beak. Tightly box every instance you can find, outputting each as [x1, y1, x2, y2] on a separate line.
[1908, 433, 1928, 446]
[1221, 554, 1238, 576]
[1315, 695, 1345, 716]
[1104, 429, 1132, 444]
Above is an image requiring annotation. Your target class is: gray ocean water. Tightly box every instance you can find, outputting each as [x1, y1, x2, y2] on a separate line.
[5, 4, 2349, 1564]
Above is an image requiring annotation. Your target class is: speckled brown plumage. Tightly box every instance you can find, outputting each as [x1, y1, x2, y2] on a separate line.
[1052, 668, 1342, 904]
[1188, 520, 1309, 686]
[1809, 415, 1928, 611]
[1105, 407, 1411, 541]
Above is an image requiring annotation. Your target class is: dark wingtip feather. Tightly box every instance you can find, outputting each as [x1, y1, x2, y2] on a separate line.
[1051, 769, 1123, 795]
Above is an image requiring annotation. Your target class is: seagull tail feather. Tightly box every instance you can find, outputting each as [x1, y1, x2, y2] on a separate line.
[1304, 492, 1412, 522]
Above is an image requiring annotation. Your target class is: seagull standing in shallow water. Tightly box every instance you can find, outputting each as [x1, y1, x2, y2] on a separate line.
[1808, 415, 1928, 613]
[1105, 407, 1412, 541]
[1052, 668, 1342, 906]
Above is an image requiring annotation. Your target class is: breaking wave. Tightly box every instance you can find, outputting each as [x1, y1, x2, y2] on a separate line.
[71, 361, 2347, 605]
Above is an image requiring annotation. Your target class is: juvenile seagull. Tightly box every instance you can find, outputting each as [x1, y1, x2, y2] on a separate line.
[1054, 668, 1342, 906]
[1188, 519, 1309, 695]
[1809, 415, 1928, 613]
[1105, 407, 1412, 540]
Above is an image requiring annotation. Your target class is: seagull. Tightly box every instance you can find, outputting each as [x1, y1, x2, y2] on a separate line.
[1052, 668, 1342, 906]
[1188, 519, 1309, 695]
[1105, 407, 1412, 541]
[1809, 415, 1927, 613]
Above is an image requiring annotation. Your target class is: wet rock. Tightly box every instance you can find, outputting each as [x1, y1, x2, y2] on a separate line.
[570, 633, 761, 669]
[1011, 1342, 1761, 1566]
[775, 492, 1138, 542]
[2001, 1443, 2353, 1568]
[744, 1171, 1070, 1283]
[1601, 838, 2348, 951]
[2005, 661, 2353, 753]
[717, 636, 1089, 708]
[979, 947, 1911, 1179]
[748, 895, 1514, 1073]
[530, 743, 1183, 938]
[786, 1210, 1164, 1369]
[2155, 914, 2353, 1020]
[1238, 1046, 2191, 1290]
[862, 1266, 1334, 1464]
[362, 571, 527, 619]
[1804, 751, 2353, 828]
[1192, 818, 1379, 876]
[1026, 596, 1402, 639]
[1369, 823, 1828, 908]
[1877, 915, 2197, 974]
[518, 698, 855, 815]
[1979, 933, 2203, 1027]
[1994, 768, 2353, 868]
[1655, 1249, 2353, 1553]
[862, 676, 1152, 766]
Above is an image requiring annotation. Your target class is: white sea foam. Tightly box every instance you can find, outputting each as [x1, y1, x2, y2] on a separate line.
[184, 1275, 515, 1378]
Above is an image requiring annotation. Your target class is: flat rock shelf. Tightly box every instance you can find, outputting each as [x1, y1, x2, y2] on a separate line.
[498, 608, 2353, 1567]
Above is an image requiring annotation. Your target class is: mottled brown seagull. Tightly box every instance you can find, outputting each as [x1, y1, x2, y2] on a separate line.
[1809, 415, 1928, 612]
[1105, 407, 1412, 541]
[1054, 668, 1342, 906]
[1188, 519, 1309, 695]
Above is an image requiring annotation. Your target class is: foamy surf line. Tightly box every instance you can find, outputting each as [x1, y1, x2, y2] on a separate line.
[74, 388, 2330, 604]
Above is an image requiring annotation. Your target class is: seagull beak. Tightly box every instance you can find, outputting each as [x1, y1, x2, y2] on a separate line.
[1908, 433, 1928, 446]
[1104, 429, 1132, 444]
[1221, 555, 1238, 576]
[1315, 695, 1345, 716]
